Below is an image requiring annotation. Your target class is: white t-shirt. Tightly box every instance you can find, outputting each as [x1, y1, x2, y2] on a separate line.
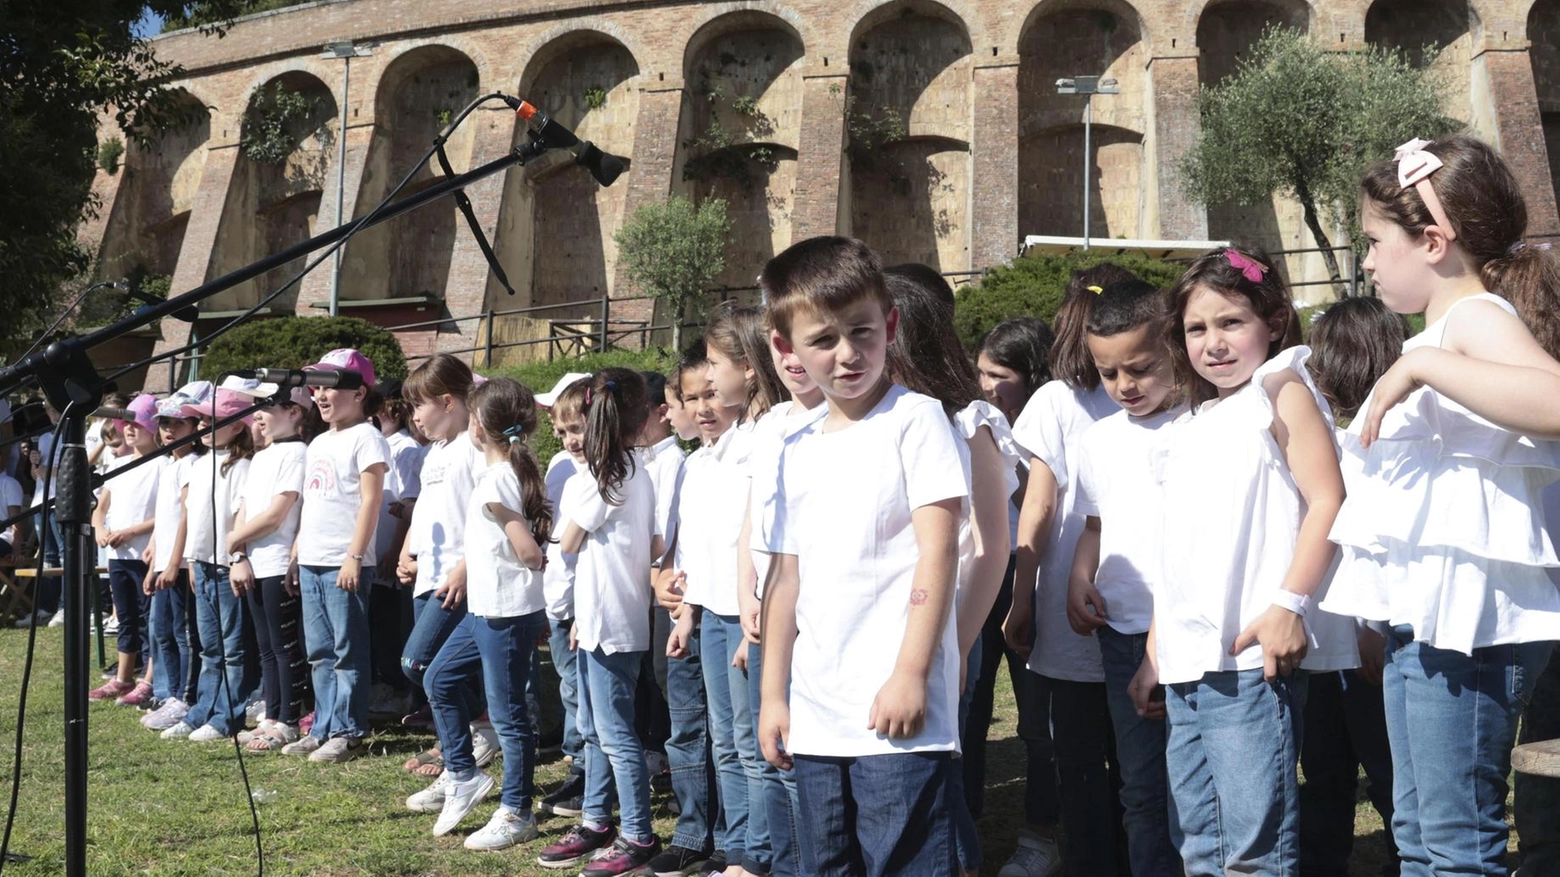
[31, 431, 59, 504]
[373, 429, 426, 577]
[405, 432, 482, 595]
[239, 440, 307, 578]
[769, 385, 970, 757]
[748, 400, 829, 598]
[102, 453, 162, 561]
[0, 472, 24, 545]
[184, 450, 251, 566]
[466, 462, 546, 618]
[1073, 407, 1180, 635]
[1010, 381, 1118, 682]
[298, 422, 391, 567]
[640, 435, 686, 542]
[545, 461, 589, 621]
[152, 453, 197, 571]
[570, 462, 656, 654]
[678, 439, 749, 617]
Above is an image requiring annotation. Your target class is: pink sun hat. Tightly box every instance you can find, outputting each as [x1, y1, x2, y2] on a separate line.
[305, 348, 376, 389]
[115, 393, 159, 434]
[179, 387, 256, 423]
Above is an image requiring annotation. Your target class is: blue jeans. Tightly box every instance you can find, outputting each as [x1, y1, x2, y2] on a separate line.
[748, 640, 799, 876]
[578, 647, 654, 844]
[298, 565, 372, 740]
[33, 511, 62, 616]
[149, 570, 198, 703]
[1167, 669, 1307, 877]
[1384, 627, 1553, 877]
[793, 752, 956, 877]
[1099, 627, 1180, 877]
[1517, 644, 1560, 875]
[184, 562, 256, 735]
[368, 581, 412, 692]
[402, 590, 468, 693]
[703, 610, 766, 867]
[1049, 676, 1127, 876]
[1299, 668, 1398, 877]
[107, 559, 150, 657]
[666, 611, 716, 854]
[549, 617, 584, 766]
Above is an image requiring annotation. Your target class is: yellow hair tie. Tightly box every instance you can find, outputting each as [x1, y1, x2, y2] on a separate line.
[1087, 285, 1104, 295]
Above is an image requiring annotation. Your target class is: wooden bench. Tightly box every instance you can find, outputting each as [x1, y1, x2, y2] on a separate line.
[0, 560, 30, 625]
[1514, 739, 1560, 779]
[7, 566, 111, 665]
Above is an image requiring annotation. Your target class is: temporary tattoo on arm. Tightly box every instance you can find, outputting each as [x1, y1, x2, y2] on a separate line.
[909, 589, 929, 607]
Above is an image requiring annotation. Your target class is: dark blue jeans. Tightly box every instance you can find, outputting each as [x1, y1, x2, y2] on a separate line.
[402, 591, 468, 696]
[1098, 627, 1180, 877]
[666, 610, 716, 854]
[149, 570, 198, 703]
[106, 559, 150, 657]
[1299, 668, 1398, 877]
[368, 581, 412, 692]
[793, 752, 956, 877]
[549, 617, 584, 766]
[33, 511, 62, 616]
[247, 574, 305, 725]
[748, 639, 799, 876]
[184, 562, 257, 735]
[1517, 644, 1560, 874]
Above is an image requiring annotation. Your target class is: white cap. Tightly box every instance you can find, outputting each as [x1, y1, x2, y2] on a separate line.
[535, 372, 592, 408]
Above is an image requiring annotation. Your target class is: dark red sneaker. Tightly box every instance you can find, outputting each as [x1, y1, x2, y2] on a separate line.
[581, 836, 662, 877]
[536, 823, 615, 869]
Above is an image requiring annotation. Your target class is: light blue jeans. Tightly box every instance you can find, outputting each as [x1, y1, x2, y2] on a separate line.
[149, 570, 196, 703]
[1099, 627, 1180, 877]
[1384, 627, 1553, 877]
[298, 565, 372, 740]
[1167, 668, 1307, 877]
[578, 646, 654, 843]
[183, 562, 255, 735]
[703, 610, 768, 868]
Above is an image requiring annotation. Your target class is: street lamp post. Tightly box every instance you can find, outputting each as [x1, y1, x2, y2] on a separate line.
[1055, 75, 1119, 252]
[321, 40, 374, 317]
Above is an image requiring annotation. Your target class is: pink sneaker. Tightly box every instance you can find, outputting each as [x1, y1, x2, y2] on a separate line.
[115, 681, 154, 708]
[89, 679, 134, 701]
[298, 711, 315, 736]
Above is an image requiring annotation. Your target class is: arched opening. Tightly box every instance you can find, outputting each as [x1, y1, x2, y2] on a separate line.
[846, 1, 972, 271]
[1533, 0, 1560, 215]
[1366, 0, 1472, 123]
[680, 12, 805, 300]
[342, 45, 481, 303]
[207, 71, 338, 314]
[1017, 0, 1148, 240]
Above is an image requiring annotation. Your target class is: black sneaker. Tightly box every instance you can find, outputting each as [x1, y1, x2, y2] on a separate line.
[538, 771, 586, 817]
[647, 844, 708, 877]
[699, 853, 727, 877]
[580, 836, 661, 877]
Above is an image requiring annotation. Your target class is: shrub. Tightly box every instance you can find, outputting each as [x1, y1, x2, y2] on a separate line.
[97, 136, 125, 175]
[955, 251, 1187, 351]
[484, 348, 677, 464]
[198, 315, 408, 383]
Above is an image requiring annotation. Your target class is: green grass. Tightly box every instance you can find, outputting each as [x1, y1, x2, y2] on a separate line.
[0, 628, 1408, 876]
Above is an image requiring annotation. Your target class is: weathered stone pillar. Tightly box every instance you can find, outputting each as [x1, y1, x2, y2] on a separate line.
[1147, 52, 1208, 241]
[295, 119, 377, 313]
[1479, 47, 1560, 238]
[610, 81, 686, 329]
[971, 58, 1020, 271]
[438, 104, 520, 357]
[791, 68, 850, 243]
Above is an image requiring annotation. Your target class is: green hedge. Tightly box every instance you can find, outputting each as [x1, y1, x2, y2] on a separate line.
[954, 251, 1188, 350]
[198, 315, 409, 383]
[484, 348, 677, 464]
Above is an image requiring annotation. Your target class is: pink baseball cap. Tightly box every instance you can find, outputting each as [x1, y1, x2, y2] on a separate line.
[179, 388, 255, 423]
[305, 348, 377, 389]
[115, 393, 159, 434]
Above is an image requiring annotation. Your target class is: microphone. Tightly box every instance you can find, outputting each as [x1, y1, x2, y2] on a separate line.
[508, 99, 627, 187]
[125, 285, 199, 323]
[91, 406, 136, 421]
[230, 368, 365, 391]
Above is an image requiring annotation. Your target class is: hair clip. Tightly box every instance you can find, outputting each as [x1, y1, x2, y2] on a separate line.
[1087, 285, 1103, 295]
[604, 379, 617, 391]
[1224, 250, 1269, 284]
[1509, 240, 1553, 255]
[503, 424, 525, 438]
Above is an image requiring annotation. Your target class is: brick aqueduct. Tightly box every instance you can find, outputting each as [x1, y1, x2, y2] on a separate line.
[83, 0, 1560, 385]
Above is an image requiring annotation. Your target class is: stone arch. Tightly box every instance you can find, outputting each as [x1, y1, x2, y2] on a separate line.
[492, 31, 640, 316]
[1017, 0, 1148, 240]
[1366, 0, 1474, 123]
[846, 0, 973, 271]
[96, 89, 211, 286]
[1531, 0, 1560, 211]
[206, 70, 338, 314]
[339, 45, 482, 304]
[680, 10, 806, 294]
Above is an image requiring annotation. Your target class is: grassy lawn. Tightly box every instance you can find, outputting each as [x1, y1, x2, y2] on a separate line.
[0, 628, 1405, 876]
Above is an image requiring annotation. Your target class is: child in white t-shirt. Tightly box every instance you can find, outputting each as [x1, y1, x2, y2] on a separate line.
[0, 470, 21, 557]
[370, 381, 423, 719]
[538, 369, 665, 871]
[1066, 280, 1184, 876]
[758, 237, 970, 876]
[284, 349, 390, 763]
[162, 388, 256, 743]
[89, 394, 162, 706]
[226, 384, 315, 751]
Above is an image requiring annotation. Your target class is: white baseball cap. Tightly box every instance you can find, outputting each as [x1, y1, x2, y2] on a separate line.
[535, 372, 592, 408]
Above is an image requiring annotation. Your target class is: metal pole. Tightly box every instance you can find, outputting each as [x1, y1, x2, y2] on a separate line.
[1082, 94, 1092, 253]
[330, 55, 350, 317]
[599, 294, 609, 351]
[57, 413, 90, 877]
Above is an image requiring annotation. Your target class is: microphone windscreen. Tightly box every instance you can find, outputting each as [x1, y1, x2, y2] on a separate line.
[576, 141, 626, 187]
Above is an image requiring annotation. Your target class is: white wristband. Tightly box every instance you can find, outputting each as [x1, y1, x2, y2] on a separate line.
[1271, 590, 1310, 617]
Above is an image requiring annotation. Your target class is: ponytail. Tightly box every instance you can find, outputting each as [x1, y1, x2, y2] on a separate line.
[1485, 244, 1560, 361]
[583, 367, 649, 505]
[469, 377, 554, 545]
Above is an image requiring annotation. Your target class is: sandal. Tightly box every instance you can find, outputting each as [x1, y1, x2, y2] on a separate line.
[403, 747, 443, 777]
[245, 723, 298, 752]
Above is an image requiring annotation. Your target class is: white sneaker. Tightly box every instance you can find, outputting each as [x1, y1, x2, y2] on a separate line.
[100, 615, 118, 634]
[48, 610, 65, 628]
[143, 698, 189, 731]
[407, 771, 453, 813]
[471, 721, 500, 768]
[997, 831, 1064, 877]
[160, 721, 196, 740]
[188, 723, 229, 742]
[433, 772, 494, 836]
[464, 806, 539, 851]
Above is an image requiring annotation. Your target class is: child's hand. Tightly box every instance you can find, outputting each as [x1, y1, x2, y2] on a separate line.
[141, 567, 157, 597]
[667, 613, 694, 659]
[284, 559, 300, 597]
[106, 530, 129, 548]
[868, 670, 928, 739]
[1231, 604, 1309, 680]
[435, 568, 466, 608]
[654, 568, 685, 612]
[731, 641, 748, 672]
[1003, 597, 1034, 658]
[1128, 653, 1165, 719]
[1066, 578, 1109, 637]
[231, 559, 254, 596]
[397, 556, 417, 585]
[759, 700, 792, 770]
[1355, 626, 1386, 687]
[156, 566, 180, 593]
[94, 529, 112, 548]
[1358, 350, 1426, 449]
[567, 621, 578, 652]
[738, 585, 762, 645]
[140, 544, 153, 566]
[338, 557, 362, 592]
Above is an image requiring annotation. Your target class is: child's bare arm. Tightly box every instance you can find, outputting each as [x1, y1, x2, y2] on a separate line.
[1005, 457, 1057, 656]
[871, 496, 961, 740]
[1066, 515, 1108, 635]
[957, 428, 1010, 658]
[559, 521, 587, 554]
[759, 552, 800, 770]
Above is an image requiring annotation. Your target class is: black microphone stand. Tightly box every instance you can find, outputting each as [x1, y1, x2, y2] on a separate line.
[0, 109, 600, 877]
